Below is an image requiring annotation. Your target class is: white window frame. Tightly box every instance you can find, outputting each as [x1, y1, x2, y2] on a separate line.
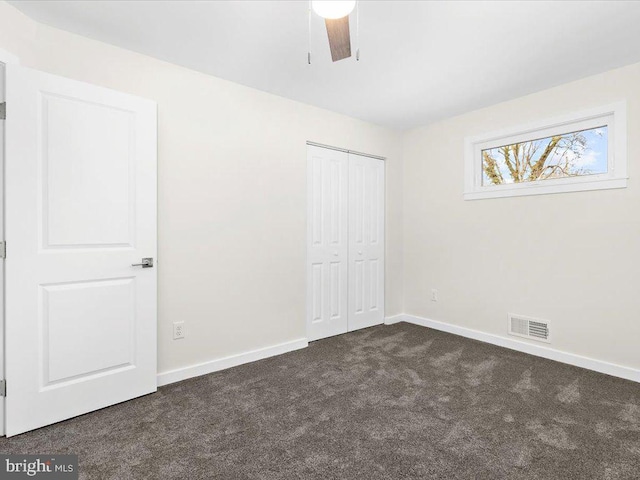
[464, 102, 627, 200]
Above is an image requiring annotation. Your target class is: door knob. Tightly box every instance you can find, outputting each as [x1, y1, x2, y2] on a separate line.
[132, 257, 154, 268]
[358, 251, 363, 255]
[333, 252, 339, 256]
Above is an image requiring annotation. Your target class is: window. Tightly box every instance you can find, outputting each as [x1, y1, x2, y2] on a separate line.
[464, 102, 627, 200]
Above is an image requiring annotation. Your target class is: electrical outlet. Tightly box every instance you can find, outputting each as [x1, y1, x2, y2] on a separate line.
[430, 289, 439, 302]
[173, 321, 185, 340]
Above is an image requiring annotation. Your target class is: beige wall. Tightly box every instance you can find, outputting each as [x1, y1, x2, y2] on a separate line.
[3, 0, 638, 378]
[402, 62, 640, 370]
[0, 2, 404, 374]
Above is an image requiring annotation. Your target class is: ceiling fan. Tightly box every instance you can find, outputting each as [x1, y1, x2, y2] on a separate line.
[311, 1, 358, 62]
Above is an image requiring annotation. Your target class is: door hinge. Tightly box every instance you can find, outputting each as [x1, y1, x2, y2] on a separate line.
[0, 241, 5, 259]
[0, 102, 5, 120]
[0, 380, 6, 397]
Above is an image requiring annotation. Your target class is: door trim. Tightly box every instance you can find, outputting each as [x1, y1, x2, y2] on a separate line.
[0, 49, 18, 437]
[0, 49, 19, 66]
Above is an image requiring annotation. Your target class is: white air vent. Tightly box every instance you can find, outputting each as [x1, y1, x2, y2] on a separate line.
[508, 313, 551, 343]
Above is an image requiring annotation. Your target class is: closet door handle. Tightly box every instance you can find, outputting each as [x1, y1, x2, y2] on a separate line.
[333, 252, 339, 256]
[358, 251, 363, 255]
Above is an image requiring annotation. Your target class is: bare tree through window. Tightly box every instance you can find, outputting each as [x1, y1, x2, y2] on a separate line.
[482, 126, 608, 186]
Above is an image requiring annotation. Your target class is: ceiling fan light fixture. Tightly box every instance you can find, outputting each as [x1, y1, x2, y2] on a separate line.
[312, 1, 356, 20]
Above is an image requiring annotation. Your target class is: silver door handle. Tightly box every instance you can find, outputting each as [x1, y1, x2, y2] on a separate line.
[333, 252, 339, 256]
[132, 257, 154, 268]
[358, 251, 363, 255]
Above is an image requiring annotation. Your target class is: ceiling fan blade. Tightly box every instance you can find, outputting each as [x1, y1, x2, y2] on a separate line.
[324, 16, 351, 62]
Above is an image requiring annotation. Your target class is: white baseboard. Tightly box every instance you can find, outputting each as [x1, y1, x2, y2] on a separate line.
[384, 314, 404, 325]
[400, 314, 640, 384]
[157, 338, 308, 387]
[157, 317, 640, 386]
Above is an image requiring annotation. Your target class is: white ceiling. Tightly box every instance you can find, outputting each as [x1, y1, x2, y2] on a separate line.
[9, 1, 640, 130]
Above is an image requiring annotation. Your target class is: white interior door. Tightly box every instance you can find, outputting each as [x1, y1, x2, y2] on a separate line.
[5, 64, 157, 436]
[348, 153, 385, 331]
[306, 145, 349, 341]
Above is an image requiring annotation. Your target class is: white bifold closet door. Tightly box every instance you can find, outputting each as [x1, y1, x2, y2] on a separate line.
[306, 146, 349, 341]
[347, 153, 385, 332]
[306, 146, 384, 342]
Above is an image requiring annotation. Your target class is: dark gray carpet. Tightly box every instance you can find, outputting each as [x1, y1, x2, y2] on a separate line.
[1, 322, 639, 479]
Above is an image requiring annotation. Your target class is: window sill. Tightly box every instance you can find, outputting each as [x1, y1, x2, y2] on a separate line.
[463, 177, 628, 201]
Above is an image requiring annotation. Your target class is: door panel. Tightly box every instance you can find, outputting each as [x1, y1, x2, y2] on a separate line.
[5, 64, 157, 436]
[42, 93, 135, 249]
[42, 278, 135, 385]
[348, 154, 385, 331]
[307, 146, 348, 341]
